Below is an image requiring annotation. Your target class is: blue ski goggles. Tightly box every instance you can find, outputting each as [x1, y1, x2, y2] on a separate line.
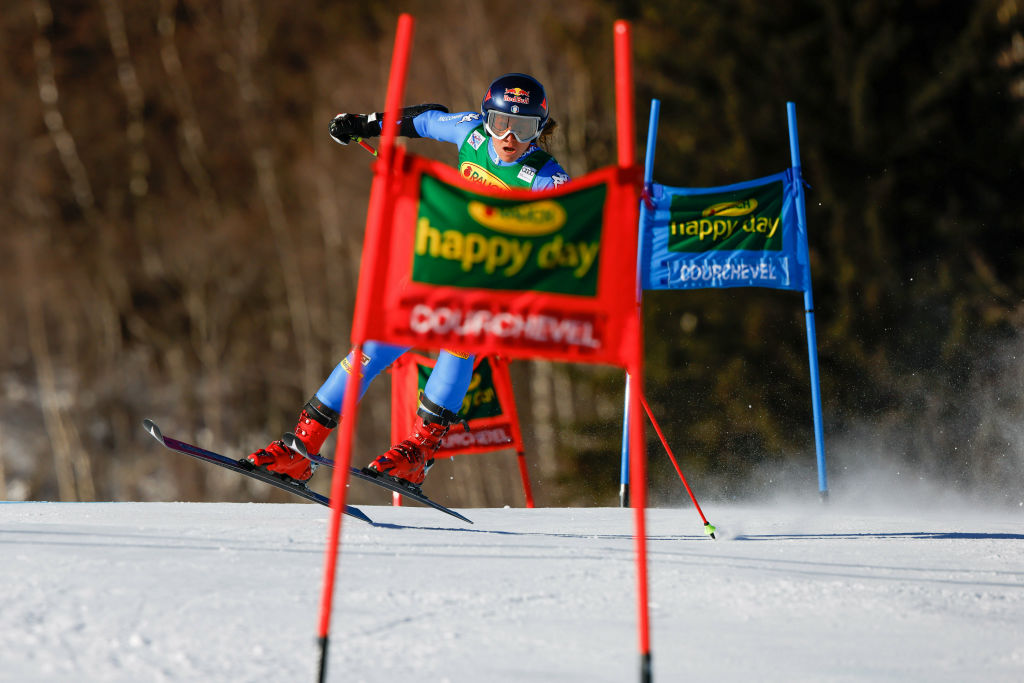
[483, 111, 543, 143]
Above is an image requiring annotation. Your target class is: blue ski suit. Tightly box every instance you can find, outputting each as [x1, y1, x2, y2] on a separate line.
[315, 110, 570, 417]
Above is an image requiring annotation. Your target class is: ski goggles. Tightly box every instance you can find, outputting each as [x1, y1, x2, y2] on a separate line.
[483, 110, 543, 143]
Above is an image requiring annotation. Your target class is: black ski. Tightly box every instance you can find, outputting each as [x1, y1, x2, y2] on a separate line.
[283, 433, 473, 525]
[142, 419, 373, 525]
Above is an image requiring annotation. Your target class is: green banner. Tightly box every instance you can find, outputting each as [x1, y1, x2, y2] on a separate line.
[667, 179, 784, 253]
[417, 357, 503, 420]
[412, 174, 607, 296]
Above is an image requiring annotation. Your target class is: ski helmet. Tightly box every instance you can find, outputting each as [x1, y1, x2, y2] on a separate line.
[480, 73, 549, 142]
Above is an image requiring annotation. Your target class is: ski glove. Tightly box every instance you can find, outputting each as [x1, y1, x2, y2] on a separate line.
[329, 104, 449, 145]
[328, 113, 378, 146]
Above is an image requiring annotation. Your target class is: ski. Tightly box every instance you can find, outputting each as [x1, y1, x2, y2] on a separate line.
[142, 419, 373, 525]
[283, 433, 473, 525]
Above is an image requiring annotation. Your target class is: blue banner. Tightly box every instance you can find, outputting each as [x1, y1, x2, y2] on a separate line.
[640, 168, 809, 292]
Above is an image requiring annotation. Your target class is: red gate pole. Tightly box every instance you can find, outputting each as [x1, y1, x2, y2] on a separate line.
[492, 356, 534, 507]
[388, 359, 409, 507]
[514, 449, 535, 508]
[614, 19, 651, 683]
[315, 13, 415, 683]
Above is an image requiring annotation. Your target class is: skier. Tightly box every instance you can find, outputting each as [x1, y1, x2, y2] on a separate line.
[245, 73, 570, 492]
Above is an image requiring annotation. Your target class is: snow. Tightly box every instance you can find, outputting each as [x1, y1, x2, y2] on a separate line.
[1, 500, 1023, 682]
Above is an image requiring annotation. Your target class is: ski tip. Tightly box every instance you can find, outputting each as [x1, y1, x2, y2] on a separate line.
[345, 506, 375, 525]
[142, 419, 164, 443]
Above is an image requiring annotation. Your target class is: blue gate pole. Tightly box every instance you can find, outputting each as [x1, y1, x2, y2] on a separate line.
[787, 102, 829, 498]
[619, 377, 631, 507]
[621, 99, 661, 507]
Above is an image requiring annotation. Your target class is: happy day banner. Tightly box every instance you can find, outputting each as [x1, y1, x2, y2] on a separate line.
[640, 169, 809, 292]
[362, 153, 641, 368]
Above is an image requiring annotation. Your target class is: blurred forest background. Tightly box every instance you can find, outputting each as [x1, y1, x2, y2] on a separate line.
[1, 0, 1022, 508]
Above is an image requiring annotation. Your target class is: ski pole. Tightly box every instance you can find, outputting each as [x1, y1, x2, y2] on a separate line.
[640, 393, 716, 538]
[353, 136, 378, 157]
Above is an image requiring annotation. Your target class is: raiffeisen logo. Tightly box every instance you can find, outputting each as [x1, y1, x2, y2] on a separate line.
[702, 198, 758, 217]
[460, 162, 510, 189]
[467, 200, 567, 236]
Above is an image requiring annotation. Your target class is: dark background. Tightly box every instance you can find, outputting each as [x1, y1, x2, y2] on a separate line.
[2, 0, 1022, 508]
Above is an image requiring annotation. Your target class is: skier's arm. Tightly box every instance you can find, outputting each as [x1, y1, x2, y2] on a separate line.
[328, 104, 449, 145]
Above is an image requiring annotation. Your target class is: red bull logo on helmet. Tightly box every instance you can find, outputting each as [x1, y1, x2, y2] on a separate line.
[503, 87, 530, 104]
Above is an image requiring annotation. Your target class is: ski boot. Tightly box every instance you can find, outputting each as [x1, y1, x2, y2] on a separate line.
[244, 397, 339, 483]
[363, 397, 463, 493]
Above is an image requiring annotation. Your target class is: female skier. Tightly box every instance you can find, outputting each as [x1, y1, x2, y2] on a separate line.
[245, 73, 570, 492]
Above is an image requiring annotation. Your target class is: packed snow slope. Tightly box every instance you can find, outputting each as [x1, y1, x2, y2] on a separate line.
[1, 500, 1022, 682]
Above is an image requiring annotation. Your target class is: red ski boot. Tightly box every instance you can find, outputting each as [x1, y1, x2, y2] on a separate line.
[245, 397, 339, 483]
[364, 399, 461, 490]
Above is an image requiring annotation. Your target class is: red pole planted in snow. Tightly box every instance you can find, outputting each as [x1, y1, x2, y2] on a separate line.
[316, 343, 363, 683]
[640, 394, 716, 537]
[515, 450, 535, 508]
[614, 19, 651, 683]
[315, 13, 416, 683]
[628, 369, 651, 681]
[493, 355, 535, 508]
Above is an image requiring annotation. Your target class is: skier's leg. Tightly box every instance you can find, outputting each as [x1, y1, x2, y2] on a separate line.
[421, 350, 476, 417]
[313, 341, 410, 413]
[245, 341, 410, 480]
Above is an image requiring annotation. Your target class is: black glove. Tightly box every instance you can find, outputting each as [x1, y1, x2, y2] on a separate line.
[329, 105, 450, 145]
[328, 113, 381, 146]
